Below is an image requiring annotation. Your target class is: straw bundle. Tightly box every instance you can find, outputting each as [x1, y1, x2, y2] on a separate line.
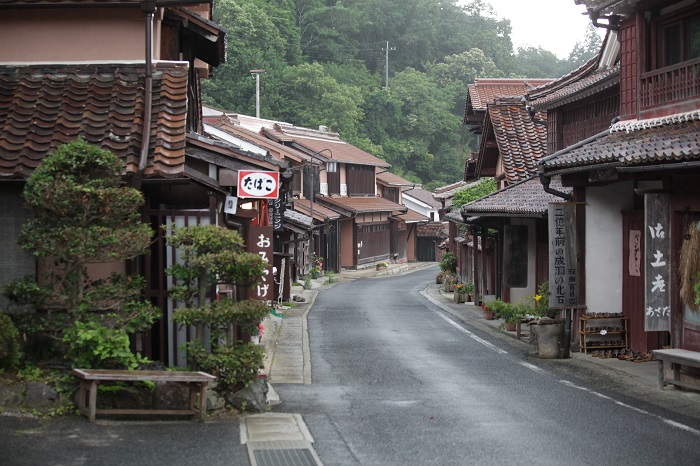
[679, 223, 700, 312]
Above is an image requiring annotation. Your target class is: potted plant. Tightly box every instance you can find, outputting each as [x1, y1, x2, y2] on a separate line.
[453, 282, 467, 303]
[464, 280, 475, 302]
[376, 261, 388, 270]
[481, 302, 495, 320]
[443, 274, 457, 292]
[483, 298, 506, 320]
[436, 271, 444, 284]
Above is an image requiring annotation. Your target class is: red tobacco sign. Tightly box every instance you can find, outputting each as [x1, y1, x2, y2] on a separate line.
[238, 170, 279, 199]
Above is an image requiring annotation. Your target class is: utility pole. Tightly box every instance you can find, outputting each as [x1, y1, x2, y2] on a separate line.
[382, 41, 396, 88]
[250, 69, 266, 118]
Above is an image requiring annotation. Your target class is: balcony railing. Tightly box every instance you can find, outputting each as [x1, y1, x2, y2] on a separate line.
[640, 58, 700, 108]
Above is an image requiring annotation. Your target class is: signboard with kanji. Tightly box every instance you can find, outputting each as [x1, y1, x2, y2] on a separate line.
[644, 193, 671, 332]
[548, 203, 578, 308]
[238, 171, 279, 199]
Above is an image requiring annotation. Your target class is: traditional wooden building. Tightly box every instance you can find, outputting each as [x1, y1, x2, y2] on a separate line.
[538, 0, 700, 356]
[0, 0, 290, 366]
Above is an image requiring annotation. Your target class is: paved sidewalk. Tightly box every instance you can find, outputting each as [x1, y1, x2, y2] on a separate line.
[262, 262, 700, 421]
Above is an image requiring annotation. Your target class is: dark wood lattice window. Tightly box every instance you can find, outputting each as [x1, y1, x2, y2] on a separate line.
[347, 165, 375, 196]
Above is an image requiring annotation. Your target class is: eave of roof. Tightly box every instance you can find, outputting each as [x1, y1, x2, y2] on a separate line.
[317, 196, 406, 215]
[460, 176, 572, 218]
[0, 0, 211, 8]
[293, 198, 342, 221]
[540, 111, 700, 175]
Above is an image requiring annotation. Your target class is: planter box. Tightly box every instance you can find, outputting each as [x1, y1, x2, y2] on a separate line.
[454, 292, 466, 304]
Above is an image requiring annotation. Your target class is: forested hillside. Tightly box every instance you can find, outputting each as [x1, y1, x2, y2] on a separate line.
[201, 0, 601, 190]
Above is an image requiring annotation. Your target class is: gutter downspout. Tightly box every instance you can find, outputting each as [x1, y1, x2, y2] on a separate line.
[537, 127, 614, 201]
[139, 1, 156, 173]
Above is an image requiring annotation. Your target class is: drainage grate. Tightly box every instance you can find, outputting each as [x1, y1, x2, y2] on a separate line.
[247, 441, 323, 466]
[253, 448, 317, 466]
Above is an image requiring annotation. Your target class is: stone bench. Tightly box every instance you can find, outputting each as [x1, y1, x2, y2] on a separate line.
[651, 348, 700, 392]
[72, 369, 216, 422]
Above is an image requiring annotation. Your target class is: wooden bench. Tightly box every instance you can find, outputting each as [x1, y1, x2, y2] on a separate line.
[651, 349, 700, 392]
[73, 369, 216, 422]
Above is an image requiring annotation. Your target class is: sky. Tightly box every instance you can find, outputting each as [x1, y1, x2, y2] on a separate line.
[478, 0, 601, 59]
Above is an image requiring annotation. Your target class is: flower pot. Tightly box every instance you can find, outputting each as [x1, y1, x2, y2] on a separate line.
[311, 271, 319, 279]
[504, 321, 517, 332]
[454, 292, 466, 304]
[483, 310, 495, 320]
[443, 282, 453, 292]
[436, 276, 443, 284]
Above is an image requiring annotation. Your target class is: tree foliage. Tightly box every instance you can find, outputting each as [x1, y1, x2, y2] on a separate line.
[203, 0, 602, 187]
[165, 224, 269, 398]
[3, 138, 160, 369]
[452, 178, 498, 209]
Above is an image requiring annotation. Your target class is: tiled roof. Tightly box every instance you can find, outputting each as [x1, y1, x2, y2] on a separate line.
[293, 198, 342, 221]
[0, 62, 188, 179]
[541, 112, 700, 172]
[417, 222, 447, 238]
[433, 180, 470, 199]
[481, 97, 548, 183]
[284, 209, 312, 229]
[460, 176, 572, 217]
[464, 78, 552, 124]
[317, 196, 406, 215]
[574, 0, 642, 15]
[392, 208, 429, 223]
[205, 116, 311, 163]
[376, 170, 414, 187]
[0, 0, 211, 7]
[403, 186, 442, 208]
[270, 124, 391, 168]
[526, 63, 619, 111]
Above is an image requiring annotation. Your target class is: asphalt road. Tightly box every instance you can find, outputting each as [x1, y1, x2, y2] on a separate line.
[273, 266, 700, 466]
[3, 266, 700, 466]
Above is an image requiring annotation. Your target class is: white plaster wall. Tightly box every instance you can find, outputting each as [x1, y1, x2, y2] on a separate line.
[508, 219, 537, 304]
[585, 181, 634, 313]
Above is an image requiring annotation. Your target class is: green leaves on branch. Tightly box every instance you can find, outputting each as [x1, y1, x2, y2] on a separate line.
[183, 341, 264, 394]
[173, 299, 269, 338]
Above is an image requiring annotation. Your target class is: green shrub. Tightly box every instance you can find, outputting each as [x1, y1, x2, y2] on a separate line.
[63, 320, 147, 370]
[184, 341, 264, 396]
[0, 313, 21, 370]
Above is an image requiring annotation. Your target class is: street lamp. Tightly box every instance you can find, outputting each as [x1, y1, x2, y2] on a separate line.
[308, 148, 335, 260]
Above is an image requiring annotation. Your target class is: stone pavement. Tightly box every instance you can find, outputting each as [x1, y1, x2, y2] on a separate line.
[261, 262, 700, 421]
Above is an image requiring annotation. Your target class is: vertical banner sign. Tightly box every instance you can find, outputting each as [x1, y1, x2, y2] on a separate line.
[250, 225, 274, 307]
[269, 197, 284, 232]
[548, 203, 578, 308]
[644, 194, 671, 332]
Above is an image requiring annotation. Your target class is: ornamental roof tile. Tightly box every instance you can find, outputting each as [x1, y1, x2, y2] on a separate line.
[0, 62, 189, 179]
[460, 176, 572, 217]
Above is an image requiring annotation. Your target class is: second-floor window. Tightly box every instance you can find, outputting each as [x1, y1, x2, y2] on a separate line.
[347, 165, 375, 196]
[383, 187, 399, 203]
[657, 7, 700, 67]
